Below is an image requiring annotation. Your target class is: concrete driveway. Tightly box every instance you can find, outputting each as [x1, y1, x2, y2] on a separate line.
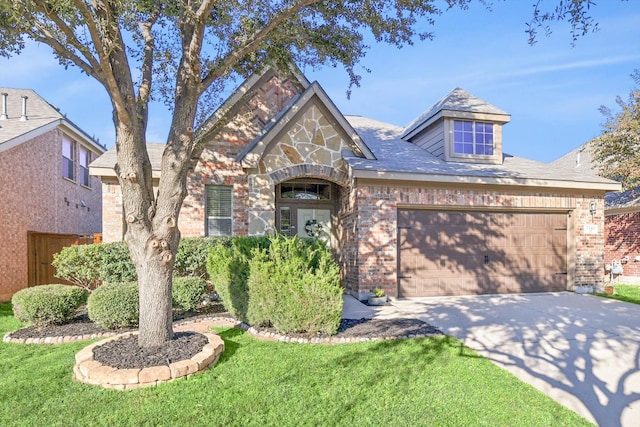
[345, 292, 640, 427]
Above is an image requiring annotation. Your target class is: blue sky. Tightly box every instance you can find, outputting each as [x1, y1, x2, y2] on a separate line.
[1, 1, 639, 163]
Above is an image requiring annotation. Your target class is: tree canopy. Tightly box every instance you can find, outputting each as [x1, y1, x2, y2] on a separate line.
[590, 70, 640, 191]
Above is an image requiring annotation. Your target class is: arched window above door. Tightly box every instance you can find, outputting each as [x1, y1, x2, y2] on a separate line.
[279, 182, 331, 200]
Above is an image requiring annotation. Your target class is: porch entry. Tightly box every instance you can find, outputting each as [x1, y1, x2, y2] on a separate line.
[276, 179, 335, 241]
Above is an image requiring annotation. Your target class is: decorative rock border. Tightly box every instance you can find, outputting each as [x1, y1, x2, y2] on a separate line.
[72, 325, 225, 390]
[244, 324, 438, 344]
[4, 315, 441, 347]
[3, 330, 119, 344]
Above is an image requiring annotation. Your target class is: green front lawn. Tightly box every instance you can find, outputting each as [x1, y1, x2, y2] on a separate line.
[0, 302, 590, 426]
[595, 284, 640, 305]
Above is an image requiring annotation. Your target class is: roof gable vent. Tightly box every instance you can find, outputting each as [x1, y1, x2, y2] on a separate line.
[20, 95, 28, 121]
[0, 93, 7, 120]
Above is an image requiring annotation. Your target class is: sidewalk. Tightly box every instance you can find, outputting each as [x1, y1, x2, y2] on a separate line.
[341, 294, 401, 319]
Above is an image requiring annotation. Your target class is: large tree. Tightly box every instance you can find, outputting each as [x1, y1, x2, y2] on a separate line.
[590, 70, 640, 190]
[0, 0, 602, 347]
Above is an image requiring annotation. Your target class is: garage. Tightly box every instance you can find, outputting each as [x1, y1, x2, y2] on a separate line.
[398, 209, 568, 297]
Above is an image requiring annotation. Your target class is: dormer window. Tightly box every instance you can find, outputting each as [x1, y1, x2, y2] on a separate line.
[401, 87, 510, 165]
[453, 120, 494, 156]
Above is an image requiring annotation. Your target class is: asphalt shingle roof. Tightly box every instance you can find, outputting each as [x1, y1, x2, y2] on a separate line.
[89, 143, 165, 171]
[347, 115, 616, 187]
[402, 87, 510, 139]
[550, 142, 637, 210]
[0, 87, 104, 153]
[0, 88, 64, 145]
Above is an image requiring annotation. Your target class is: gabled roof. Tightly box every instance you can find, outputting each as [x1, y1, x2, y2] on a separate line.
[0, 87, 105, 154]
[195, 64, 310, 142]
[89, 143, 165, 178]
[606, 188, 640, 214]
[402, 87, 510, 140]
[551, 142, 639, 211]
[346, 115, 620, 191]
[237, 81, 375, 167]
[91, 64, 310, 177]
[549, 142, 600, 177]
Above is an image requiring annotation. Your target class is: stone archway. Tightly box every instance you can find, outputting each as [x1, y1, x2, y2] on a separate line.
[269, 164, 349, 188]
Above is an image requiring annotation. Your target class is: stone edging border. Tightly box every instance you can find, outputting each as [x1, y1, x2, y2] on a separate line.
[72, 328, 224, 390]
[183, 316, 441, 344]
[3, 330, 119, 344]
[1, 316, 236, 345]
[3, 315, 441, 346]
[244, 323, 440, 344]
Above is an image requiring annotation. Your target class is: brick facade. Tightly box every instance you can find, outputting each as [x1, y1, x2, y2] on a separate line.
[345, 184, 606, 298]
[96, 68, 611, 300]
[0, 129, 102, 301]
[605, 212, 640, 281]
[98, 73, 305, 243]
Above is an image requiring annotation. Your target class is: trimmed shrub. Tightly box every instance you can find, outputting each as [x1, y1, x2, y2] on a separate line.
[51, 244, 103, 290]
[53, 242, 136, 289]
[172, 277, 208, 311]
[247, 235, 342, 335]
[206, 236, 271, 321]
[55, 237, 229, 291]
[99, 243, 138, 284]
[87, 282, 139, 329]
[11, 284, 87, 328]
[174, 237, 230, 279]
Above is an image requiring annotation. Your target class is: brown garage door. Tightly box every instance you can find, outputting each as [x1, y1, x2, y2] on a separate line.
[398, 210, 567, 297]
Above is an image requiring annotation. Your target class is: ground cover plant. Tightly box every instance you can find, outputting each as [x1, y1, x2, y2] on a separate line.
[595, 284, 640, 305]
[0, 302, 590, 426]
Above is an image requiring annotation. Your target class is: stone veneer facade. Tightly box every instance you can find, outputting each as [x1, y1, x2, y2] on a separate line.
[245, 103, 352, 235]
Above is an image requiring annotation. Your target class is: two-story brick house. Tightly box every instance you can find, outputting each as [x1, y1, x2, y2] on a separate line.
[0, 88, 105, 301]
[91, 67, 619, 299]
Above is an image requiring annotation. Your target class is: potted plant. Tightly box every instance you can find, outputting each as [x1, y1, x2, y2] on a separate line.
[368, 288, 387, 306]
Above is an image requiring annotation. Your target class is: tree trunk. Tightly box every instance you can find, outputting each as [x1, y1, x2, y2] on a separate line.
[124, 215, 181, 348]
[113, 123, 182, 348]
[136, 250, 175, 347]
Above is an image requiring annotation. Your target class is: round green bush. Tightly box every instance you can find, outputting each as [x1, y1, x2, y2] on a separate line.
[87, 282, 139, 329]
[172, 277, 207, 311]
[11, 284, 87, 328]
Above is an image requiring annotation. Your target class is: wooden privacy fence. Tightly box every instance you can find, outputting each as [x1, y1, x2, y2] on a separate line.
[27, 232, 99, 287]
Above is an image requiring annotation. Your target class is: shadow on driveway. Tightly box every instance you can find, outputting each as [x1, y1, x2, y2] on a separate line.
[388, 292, 640, 427]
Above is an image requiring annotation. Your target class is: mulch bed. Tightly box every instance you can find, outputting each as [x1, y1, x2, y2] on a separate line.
[8, 303, 228, 340]
[8, 302, 442, 370]
[93, 332, 209, 369]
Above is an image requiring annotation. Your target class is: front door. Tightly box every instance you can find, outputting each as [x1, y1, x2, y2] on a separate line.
[297, 208, 331, 240]
[276, 180, 335, 242]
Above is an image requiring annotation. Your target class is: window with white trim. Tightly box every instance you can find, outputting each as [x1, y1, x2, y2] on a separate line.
[453, 120, 494, 156]
[206, 185, 233, 236]
[79, 146, 91, 187]
[62, 136, 76, 180]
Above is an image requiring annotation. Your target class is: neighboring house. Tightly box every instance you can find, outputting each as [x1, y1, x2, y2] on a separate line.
[90, 67, 620, 299]
[552, 144, 640, 283]
[0, 88, 106, 301]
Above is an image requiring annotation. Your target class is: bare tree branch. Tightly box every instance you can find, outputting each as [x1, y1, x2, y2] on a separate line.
[200, 0, 321, 94]
[138, 4, 162, 132]
[30, 1, 104, 81]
